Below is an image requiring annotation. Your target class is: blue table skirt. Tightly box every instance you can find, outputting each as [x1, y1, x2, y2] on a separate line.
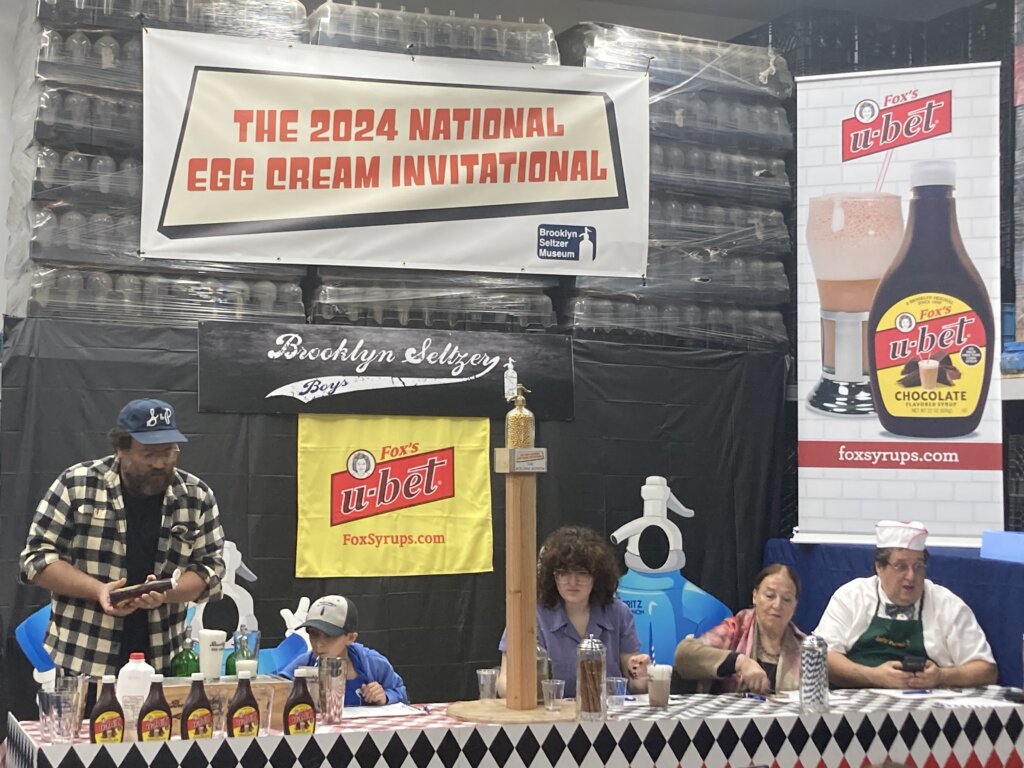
[763, 538, 1023, 687]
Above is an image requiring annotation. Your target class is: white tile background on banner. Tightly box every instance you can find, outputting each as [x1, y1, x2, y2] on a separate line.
[795, 64, 1003, 541]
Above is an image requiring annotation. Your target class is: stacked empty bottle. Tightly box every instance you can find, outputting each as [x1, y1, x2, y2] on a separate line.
[731, 9, 926, 77]
[305, 2, 560, 333]
[308, 1, 559, 64]
[311, 267, 558, 334]
[556, 23, 793, 351]
[5, 0, 309, 325]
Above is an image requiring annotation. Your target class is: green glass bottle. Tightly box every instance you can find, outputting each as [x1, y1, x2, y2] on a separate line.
[171, 626, 200, 678]
[225, 625, 255, 677]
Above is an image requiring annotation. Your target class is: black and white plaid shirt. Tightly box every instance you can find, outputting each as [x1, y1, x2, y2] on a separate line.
[19, 455, 226, 677]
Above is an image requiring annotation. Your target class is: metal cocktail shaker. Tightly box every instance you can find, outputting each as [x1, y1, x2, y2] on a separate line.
[799, 634, 829, 713]
[318, 657, 346, 724]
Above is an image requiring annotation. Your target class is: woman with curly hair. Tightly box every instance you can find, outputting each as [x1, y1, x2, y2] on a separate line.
[497, 526, 651, 697]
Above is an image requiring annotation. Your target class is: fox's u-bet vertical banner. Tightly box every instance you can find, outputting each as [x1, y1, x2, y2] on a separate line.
[797, 63, 1002, 545]
[296, 414, 492, 577]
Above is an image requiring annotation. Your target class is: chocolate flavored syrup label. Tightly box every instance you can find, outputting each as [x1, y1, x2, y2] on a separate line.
[138, 710, 172, 741]
[184, 708, 214, 739]
[230, 706, 260, 737]
[873, 293, 987, 418]
[285, 703, 316, 735]
[92, 711, 124, 743]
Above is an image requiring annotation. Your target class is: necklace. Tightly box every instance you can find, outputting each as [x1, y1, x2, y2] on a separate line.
[759, 650, 780, 661]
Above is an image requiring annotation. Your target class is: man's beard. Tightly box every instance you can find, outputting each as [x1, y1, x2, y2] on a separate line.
[122, 466, 174, 497]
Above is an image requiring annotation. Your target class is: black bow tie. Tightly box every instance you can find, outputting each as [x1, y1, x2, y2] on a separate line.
[884, 603, 914, 619]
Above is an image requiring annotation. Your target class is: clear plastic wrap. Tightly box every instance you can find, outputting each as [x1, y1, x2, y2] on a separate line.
[566, 293, 788, 351]
[35, 84, 142, 152]
[648, 89, 792, 151]
[309, 3, 558, 65]
[36, 0, 307, 41]
[32, 143, 141, 206]
[650, 138, 790, 205]
[37, 27, 143, 91]
[14, 262, 307, 324]
[556, 23, 793, 99]
[648, 194, 791, 255]
[312, 268, 558, 333]
[576, 247, 789, 308]
[26, 201, 140, 274]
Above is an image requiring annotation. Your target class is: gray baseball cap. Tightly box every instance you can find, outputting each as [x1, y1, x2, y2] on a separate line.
[299, 595, 358, 636]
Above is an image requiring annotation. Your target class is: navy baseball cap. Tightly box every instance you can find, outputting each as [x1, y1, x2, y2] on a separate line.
[117, 399, 189, 445]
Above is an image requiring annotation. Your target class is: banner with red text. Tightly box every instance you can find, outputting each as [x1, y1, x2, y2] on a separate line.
[141, 28, 649, 276]
[296, 414, 492, 576]
[796, 63, 1003, 546]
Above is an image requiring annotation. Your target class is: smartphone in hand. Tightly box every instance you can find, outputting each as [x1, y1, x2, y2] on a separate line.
[900, 655, 926, 673]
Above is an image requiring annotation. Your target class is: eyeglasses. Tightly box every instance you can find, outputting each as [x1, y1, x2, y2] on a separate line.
[554, 569, 593, 583]
[138, 445, 181, 462]
[885, 560, 926, 575]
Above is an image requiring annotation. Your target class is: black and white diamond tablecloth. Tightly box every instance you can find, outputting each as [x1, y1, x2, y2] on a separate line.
[9, 689, 1023, 768]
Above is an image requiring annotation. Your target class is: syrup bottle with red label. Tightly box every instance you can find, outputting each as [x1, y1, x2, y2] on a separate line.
[225, 670, 260, 738]
[282, 668, 317, 735]
[136, 674, 172, 742]
[89, 674, 125, 743]
[180, 672, 214, 740]
[868, 160, 994, 437]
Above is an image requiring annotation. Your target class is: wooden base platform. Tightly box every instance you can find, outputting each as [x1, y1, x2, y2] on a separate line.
[446, 698, 576, 723]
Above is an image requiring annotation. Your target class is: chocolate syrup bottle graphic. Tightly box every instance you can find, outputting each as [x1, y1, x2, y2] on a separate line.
[868, 160, 994, 437]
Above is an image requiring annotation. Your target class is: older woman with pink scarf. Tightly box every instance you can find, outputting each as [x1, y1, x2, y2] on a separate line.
[674, 564, 804, 694]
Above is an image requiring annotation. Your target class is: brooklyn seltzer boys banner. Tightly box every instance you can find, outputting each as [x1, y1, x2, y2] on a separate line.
[796, 63, 1003, 545]
[296, 414, 492, 576]
[142, 28, 649, 276]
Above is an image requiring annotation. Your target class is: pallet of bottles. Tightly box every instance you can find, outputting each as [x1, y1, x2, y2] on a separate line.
[557, 22, 794, 100]
[309, 2, 558, 64]
[310, 267, 559, 334]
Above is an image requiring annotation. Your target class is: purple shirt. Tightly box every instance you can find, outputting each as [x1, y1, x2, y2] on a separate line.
[499, 599, 640, 697]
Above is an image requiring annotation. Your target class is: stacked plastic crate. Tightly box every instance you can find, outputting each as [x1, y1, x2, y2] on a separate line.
[5, 0, 309, 325]
[732, 9, 924, 77]
[555, 23, 793, 352]
[305, 1, 562, 334]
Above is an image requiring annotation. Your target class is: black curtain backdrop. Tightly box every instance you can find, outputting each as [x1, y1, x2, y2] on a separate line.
[0, 318, 787, 733]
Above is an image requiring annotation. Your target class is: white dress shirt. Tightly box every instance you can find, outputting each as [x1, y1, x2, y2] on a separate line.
[813, 576, 995, 667]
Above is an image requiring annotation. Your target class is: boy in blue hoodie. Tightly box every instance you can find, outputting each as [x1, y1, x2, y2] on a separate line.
[281, 595, 408, 705]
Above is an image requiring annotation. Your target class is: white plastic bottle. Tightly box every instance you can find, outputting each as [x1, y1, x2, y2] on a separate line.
[116, 653, 155, 742]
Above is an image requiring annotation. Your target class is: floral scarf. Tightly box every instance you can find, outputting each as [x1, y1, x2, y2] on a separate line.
[698, 608, 803, 693]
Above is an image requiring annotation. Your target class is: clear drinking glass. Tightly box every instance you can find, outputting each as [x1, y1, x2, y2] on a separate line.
[476, 668, 497, 699]
[541, 678, 564, 712]
[605, 677, 627, 712]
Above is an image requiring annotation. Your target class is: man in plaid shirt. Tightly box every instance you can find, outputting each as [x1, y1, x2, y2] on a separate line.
[19, 398, 226, 677]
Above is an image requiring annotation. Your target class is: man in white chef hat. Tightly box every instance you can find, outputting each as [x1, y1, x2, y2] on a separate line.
[814, 520, 997, 689]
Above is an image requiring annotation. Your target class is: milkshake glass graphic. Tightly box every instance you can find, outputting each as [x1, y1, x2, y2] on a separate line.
[805, 193, 904, 414]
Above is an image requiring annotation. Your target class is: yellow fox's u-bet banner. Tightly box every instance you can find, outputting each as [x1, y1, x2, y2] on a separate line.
[296, 414, 492, 577]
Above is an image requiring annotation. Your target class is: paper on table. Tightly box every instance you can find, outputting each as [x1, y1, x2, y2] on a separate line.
[770, 690, 852, 703]
[936, 697, 1017, 709]
[341, 703, 426, 719]
[868, 689, 962, 699]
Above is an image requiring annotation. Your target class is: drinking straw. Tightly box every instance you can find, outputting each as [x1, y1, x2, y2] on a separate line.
[875, 149, 894, 193]
[648, 602, 657, 664]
